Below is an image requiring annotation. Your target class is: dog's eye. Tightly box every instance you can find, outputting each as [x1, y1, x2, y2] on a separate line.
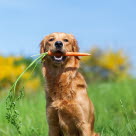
[63, 39, 69, 42]
[49, 38, 54, 42]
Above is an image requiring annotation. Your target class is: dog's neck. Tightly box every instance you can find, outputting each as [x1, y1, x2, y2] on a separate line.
[42, 57, 79, 100]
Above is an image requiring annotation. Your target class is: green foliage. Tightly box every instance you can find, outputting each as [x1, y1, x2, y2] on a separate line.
[0, 80, 136, 136]
[6, 89, 24, 134]
[5, 53, 47, 134]
[80, 47, 131, 82]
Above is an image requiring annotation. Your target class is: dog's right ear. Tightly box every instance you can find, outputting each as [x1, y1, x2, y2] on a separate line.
[40, 39, 45, 54]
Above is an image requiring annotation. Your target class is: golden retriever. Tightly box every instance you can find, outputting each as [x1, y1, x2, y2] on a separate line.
[40, 32, 99, 136]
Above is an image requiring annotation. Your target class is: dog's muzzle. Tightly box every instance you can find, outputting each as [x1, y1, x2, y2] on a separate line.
[54, 41, 63, 49]
[50, 41, 66, 63]
[50, 48, 67, 63]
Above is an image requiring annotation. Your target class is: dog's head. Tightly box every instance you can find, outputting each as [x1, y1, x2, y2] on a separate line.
[40, 32, 79, 66]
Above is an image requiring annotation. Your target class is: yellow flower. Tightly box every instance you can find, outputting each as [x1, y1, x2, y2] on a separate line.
[25, 78, 40, 91]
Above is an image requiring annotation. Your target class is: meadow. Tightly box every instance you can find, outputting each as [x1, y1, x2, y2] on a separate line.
[0, 80, 136, 136]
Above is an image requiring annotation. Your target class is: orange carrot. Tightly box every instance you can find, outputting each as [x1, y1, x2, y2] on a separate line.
[47, 50, 91, 56]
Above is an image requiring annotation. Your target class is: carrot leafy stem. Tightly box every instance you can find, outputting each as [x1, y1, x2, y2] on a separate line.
[5, 52, 48, 134]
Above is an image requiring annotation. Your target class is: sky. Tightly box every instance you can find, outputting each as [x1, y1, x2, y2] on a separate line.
[0, 0, 136, 70]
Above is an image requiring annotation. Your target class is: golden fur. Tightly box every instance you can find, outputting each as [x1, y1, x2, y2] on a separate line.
[40, 32, 99, 136]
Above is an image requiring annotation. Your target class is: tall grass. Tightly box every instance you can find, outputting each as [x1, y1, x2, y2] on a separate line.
[89, 80, 136, 136]
[0, 80, 136, 136]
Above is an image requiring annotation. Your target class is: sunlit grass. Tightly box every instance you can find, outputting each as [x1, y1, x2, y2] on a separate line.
[0, 80, 136, 136]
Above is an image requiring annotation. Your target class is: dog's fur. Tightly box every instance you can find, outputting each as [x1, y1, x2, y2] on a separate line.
[40, 32, 98, 136]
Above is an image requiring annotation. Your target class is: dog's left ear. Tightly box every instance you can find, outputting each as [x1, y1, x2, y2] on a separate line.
[71, 35, 80, 60]
[72, 37, 79, 52]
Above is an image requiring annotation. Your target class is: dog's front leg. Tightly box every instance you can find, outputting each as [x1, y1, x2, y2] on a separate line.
[46, 106, 62, 136]
[48, 125, 63, 136]
[78, 123, 92, 136]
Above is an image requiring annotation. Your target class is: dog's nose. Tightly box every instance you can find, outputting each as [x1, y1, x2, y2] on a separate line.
[54, 41, 63, 49]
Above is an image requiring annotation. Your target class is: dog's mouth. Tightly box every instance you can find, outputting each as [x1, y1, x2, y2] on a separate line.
[50, 50, 67, 63]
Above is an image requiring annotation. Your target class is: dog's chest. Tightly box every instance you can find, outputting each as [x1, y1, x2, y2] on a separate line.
[51, 99, 82, 136]
[48, 81, 76, 101]
[46, 72, 76, 100]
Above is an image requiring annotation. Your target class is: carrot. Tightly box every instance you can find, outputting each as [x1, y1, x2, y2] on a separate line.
[47, 50, 91, 56]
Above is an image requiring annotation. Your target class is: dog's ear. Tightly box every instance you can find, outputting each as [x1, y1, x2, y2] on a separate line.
[72, 37, 79, 52]
[40, 35, 49, 54]
[70, 34, 80, 60]
[40, 39, 45, 54]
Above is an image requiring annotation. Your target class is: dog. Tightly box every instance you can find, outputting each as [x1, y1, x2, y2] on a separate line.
[40, 32, 99, 136]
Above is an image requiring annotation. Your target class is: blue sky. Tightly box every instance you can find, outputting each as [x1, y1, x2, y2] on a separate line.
[0, 0, 136, 70]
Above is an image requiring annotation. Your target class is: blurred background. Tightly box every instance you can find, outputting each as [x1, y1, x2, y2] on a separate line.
[0, 0, 136, 136]
[0, 0, 136, 91]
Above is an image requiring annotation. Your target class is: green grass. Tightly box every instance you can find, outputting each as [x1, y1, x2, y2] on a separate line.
[0, 80, 136, 136]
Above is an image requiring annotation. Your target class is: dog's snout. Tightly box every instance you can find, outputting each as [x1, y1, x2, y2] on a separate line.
[55, 41, 63, 49]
